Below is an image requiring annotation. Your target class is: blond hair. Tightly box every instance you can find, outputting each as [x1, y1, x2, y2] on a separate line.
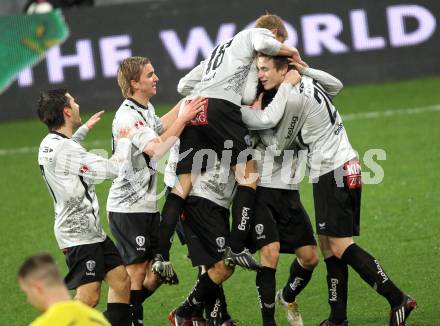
[255, 14, 288, 40]
[117, 56, 150, 98]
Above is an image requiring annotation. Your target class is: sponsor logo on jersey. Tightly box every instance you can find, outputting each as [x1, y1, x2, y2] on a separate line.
[285, 116, 298, 139]
[334, 122, 344, 135]
[85, 260, 96, 276]
[41, 146, 53, 153]
[134, 120, 145, 129]
[80, 164, 89, 174]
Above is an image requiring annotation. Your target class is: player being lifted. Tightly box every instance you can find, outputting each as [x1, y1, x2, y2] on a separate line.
[255, 54, 417, 326]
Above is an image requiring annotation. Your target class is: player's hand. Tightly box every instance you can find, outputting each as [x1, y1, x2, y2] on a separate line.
[178, 96, 207, 123]
[289, 48, 307, 67]
[85, 110, 105, 129]
[288, 58, 309, 73]
[283, 69, 301, 85]
[251, 93, 263, 109]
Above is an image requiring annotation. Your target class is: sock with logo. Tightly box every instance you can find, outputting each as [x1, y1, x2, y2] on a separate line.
[325, 256, 348, 324]
[256, 266, 277, 325]
[159, 192, 184, 260]
[177, 273, 221, 318]
[219, 285, 232, 322]
[341, 243, 403, 307]
[230, 185, 256, 252]
[104, 303, 130, 326]
[282, 258, 314, 303]
[130, 290, 145, 326]
[205, 297, 223, 323]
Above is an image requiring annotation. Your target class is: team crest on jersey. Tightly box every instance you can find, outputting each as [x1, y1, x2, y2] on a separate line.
[80, 165, 89, 174]
[255, 224, 265, 240]
[134, 120, 145, 129]
[216, 237, 225, 252]
[136, 236, 145, 247]
[85, 260, 96, 276]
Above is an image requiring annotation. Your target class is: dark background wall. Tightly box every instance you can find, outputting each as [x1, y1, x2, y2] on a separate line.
[1, 0, 439, 120]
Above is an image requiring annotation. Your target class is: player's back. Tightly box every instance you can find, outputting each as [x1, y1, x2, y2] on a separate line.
[299, 76, 356, 177]
[191, 28, 280, 106]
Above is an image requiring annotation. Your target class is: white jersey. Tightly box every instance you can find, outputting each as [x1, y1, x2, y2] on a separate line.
[255, 142, 301, 191]
[186, 28, 281, 106]
[107, 98, 164, 213]
[260, 67, 357, 178]
[164, 140, 236, 208]
[37, 126, 131, 249]
[190, 160, 237, 209]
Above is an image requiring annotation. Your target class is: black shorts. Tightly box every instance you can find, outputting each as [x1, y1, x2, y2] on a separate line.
[176, 98, 251, 175]
[63, 237, 123, 290]
[181, 196, 230, 267]
[108, 211, 160, 265]
[249, 187, 316, 253]
[313, 160, 362, 237]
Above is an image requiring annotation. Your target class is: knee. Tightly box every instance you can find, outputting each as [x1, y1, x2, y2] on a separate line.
[328, 238, 354, 259]
[260, 242, 280, 268]
[111, 270, 131, 295]
[298, 250, 319, 270]
[127, 263, 147, 285]
[211, 261, 234, 282]
[75, 291, 100, 308]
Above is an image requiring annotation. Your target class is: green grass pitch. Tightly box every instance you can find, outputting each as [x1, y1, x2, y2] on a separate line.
[0, 76, 439, 325]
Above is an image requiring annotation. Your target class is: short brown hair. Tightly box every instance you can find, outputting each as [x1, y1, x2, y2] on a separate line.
[257, 53, 291, 71]
[255, 14, 288, 40]
[117, 56, 150, 98]
[17, 253, 63, 287]
[37, 88, 69, 131]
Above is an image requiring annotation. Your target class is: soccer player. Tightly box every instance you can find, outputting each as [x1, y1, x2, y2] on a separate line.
[250, 142, 319, 326]
[156, 14, 305, 274]
[106, 56, 206, 325]
[17, 252, 110, 326]
[37, 88, 132, 325]
[255, 55, 417, 326]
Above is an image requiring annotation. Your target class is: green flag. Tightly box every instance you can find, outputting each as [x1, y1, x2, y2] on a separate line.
[0, 10, 69, 94]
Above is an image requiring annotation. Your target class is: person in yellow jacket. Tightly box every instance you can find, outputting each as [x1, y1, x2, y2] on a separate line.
[18, 252, 110, 326]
